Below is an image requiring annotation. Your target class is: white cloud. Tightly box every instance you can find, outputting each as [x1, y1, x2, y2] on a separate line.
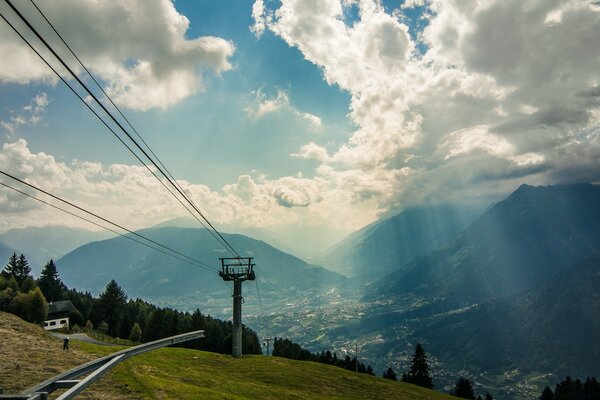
[254, 0, 600, 213]
[250, 0, 267, 37]
[291, 142, 330, 162]
[1, 92, 50, 134]
[0, 140, 374, 244]
[0, 0, 234, 110]
[245, 88, 322, 129]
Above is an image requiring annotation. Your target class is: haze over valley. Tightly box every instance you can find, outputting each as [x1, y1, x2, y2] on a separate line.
[2, 1, 600, 399]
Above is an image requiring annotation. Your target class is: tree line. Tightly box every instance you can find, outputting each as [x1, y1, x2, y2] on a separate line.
[539, 376, 600, 400]
[0, 254, 262, 355]
[272, 337, 375, 375]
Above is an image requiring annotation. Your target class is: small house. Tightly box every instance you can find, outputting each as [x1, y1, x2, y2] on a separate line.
[43, 300, 76, 331]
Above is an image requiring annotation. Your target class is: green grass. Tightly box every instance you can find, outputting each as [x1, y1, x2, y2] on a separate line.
[79, 342, 456, 400]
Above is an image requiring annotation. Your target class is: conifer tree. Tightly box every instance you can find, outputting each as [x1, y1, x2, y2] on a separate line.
[38, 260, 65, 301]
[584, 377, 600, 399]
[97, 279, 127, 337]
[451, 377, 475, 399]
[2, 253, 18, 280]
[383, 367, 397, 380]
[484, 393, 494, 400]
[15, 254, 31, 286]
[402, 343, 434, 389]
[539, 386, 554, 400]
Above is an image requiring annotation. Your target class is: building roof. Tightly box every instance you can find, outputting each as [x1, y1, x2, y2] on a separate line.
[47, 300, 76, 315]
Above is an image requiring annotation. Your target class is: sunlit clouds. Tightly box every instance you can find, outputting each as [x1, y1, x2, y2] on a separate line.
[1, 0, 599, 254]
[0, 0, 234, 110]
[254, 0, 600, 210]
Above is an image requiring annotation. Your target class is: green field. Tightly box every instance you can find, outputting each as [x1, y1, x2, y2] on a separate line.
[81, 342, 455, 400]
[1, 311, 455, 399]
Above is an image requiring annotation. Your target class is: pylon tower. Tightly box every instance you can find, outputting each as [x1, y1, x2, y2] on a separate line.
[219, 257, 255, 358]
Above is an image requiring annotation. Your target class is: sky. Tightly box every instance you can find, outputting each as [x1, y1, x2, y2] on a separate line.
[0, 0, 599, 255]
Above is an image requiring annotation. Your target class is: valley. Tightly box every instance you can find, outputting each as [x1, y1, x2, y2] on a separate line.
[2, 183, 599, 399]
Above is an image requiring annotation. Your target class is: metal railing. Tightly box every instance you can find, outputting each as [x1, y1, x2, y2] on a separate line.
[0, 330, 204, 400]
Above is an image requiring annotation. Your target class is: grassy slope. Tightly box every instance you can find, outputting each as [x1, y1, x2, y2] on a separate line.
[84, 344, 455, 400]
[1, 311, 454, 399]
[0, 311, 133, 399]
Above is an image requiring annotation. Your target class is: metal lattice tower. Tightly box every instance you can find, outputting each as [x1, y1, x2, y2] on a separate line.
[219, 257, 255, 358]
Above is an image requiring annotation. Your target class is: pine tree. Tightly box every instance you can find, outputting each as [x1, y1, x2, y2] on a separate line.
[14, 254, 31, 286]
[402, 343, 433, 389]
[484, 393, 494, 400]
[97, 280, 127, 337]
[451, 377, 475, 399]
[584, 377, 600, 399]
[383, 367, 397, 380]
[38, 260, 65, 301]
[2, 253, 18, 280]
[539, 386, 554, 400]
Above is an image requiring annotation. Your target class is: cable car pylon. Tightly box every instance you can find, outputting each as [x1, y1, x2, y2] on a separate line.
[219, 257, 255, 358]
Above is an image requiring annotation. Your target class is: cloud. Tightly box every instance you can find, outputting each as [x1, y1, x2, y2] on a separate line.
[0, 140, 373, 242]
[245, 88, 322, 129]
[254, 0, 600, 213]
[1, 92, 49, 134]
[0, 0, 234, 110]
[250, 0, 267, 37]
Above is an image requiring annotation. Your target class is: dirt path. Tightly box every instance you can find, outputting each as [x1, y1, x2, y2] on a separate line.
[50, 332, 115, 346]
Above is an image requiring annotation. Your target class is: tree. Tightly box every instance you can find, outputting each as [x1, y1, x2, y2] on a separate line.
[29, 287, 48, 324]
[2, 253, 18, 280]
[451, 377, 475, 399]
[97, 280, 127, 337]
[554, 376, 584, 400]
[402, 343, 433, 389]
[539, 386, 554, 400]
[129, 322, 142, 342]
[10, 291, 33, 321]
[38, 260, 65, 301]
[0, 287, 17, 311]
[584, 377, 600, 399]
[484, 393, 493, 400]
[383, 367, 397, 380]
[14, 254, 31, 287]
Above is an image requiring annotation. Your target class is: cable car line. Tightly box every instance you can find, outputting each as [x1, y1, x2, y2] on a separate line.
[26, 0, 198, 217]
[2, 0, 241, 259]
[0, 180, 218, 273]
[0, 170, 219, 273]
[0, 9, 211, 234]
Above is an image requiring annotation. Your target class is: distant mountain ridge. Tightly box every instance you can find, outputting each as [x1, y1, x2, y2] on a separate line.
[367, 183, 600, 303]
[411, 256, 600, 377]
[0, 226, 111, 273]
[343, 183, 600, 397]
[57, 226, 343, 300]
[323, 205, 480, 278]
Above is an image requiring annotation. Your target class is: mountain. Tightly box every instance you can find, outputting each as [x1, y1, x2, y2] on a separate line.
[366, 184, 600, 304]
[411, 257, 600, 378]
[0, 226, 111, 273]
[57, 226, 344, 303]
[323, 205, 480, 278]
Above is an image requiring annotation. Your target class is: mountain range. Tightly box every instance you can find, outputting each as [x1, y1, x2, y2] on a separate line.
[322, 205, 480, 279]
[366, 183, 600, 304]
[56, 226, 343, 303]
[0, 226, 111, 273]
[411, 256, 600, 378]
[3, 182, 599, 398]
